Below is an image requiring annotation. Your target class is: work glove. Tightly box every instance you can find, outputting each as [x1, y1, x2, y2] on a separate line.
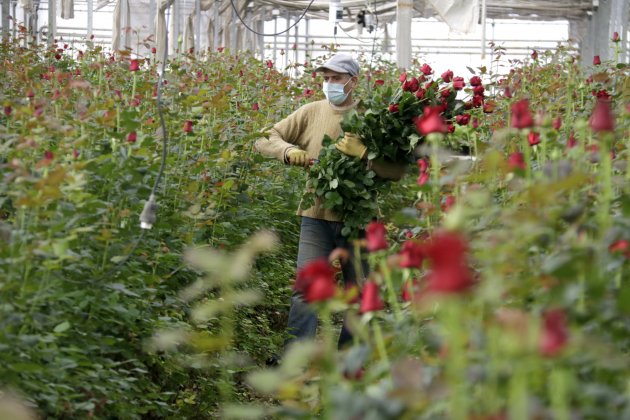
[335, 132, 368, 159]
[286, 148, 309, 167]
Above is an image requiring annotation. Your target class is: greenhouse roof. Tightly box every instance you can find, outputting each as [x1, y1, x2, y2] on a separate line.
[243, 0, 595, 22]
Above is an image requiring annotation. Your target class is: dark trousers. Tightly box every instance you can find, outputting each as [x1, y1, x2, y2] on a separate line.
[285, 216, 368, 349]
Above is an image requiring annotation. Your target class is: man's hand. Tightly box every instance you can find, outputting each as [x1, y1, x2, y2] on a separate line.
[286, 148, 309, 166]
[336, 132, 367, 159]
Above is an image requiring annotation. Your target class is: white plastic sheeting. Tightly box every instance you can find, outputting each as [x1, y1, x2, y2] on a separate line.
[61, 0, 74, 19]
[112, 0, 155, 55]
[426, 0, 479, 34]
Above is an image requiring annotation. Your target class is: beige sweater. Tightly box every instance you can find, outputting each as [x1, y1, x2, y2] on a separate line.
[254, 99, 406, 222]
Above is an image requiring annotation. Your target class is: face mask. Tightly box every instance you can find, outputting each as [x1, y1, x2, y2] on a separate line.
[323, 78, 352, 105]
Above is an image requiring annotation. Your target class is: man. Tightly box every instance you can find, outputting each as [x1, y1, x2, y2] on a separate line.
[254, 53, 404, 351]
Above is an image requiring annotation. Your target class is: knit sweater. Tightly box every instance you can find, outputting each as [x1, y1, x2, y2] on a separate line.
[254, 99, 406, 222]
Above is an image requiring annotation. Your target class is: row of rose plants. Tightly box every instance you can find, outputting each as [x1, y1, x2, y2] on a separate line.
[1, 27, 629, 418]
[0, 32, 376, 416]
[174, 45, 630, 418]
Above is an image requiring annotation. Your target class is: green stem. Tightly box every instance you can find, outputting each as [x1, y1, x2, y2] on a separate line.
[371, 319, 390, 369]
[598, 139, 612, 235]
[445, 301, 467, 420]
[380, 261, 402, 321]
[508, 364, 529, 420]
[549, 368, 570, 420]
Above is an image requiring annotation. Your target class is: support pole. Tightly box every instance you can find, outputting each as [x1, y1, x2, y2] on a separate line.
[195, 0, 200, 55]
[87, 0, 93, 39]
[480, 0, 486, 59]
[48, 0, 56, 45]
[1, 0, 9, 41]
[213, 0, 219, 51]
[396, 0, 412, 70]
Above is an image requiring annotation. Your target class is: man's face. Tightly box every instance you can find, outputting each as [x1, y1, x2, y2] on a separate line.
[322, 70, 357, 93]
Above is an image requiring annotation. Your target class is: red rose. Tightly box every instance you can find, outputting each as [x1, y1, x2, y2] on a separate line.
[252, 102, 259, 111]
[217, 47, 224, 53]
[425, 232, 473, 293]
[552, 117, 562, 130]
[539, 309, 569, 357]
[417, 158, 429, 173]
[417, 172, 430, 186]
[129, 59, 140, 72]
[183, 120, 194, 133]
[531, 50, 538, 60]
[415, 88, 426, 100]
[388, 103, 399, 113]
[294, 259, 337, 303]
[472, 94, 484, 108]
[44, 150, 54, 161]
[420, 63, 433, 75]
[612, 32, 620, 42]
[426, 265, 473, 294]
[452, 77, 465, 90]
[366, 221, 388, 252]
[426, 231, 468, 268]
[399, 240, 425, 268]
[441, 70, 453, 83]
[413, 106, 448, 135]
[504, 87, 512, 98]
[589, 98, 615, 133]
[360, 281, 384, 313]
[266, 60, 273, 69]
[609, 239, 630, 257]
[508, 152, 526, 171]
[528, 131, 541, 146]
[469, 76, 482, 86]
[151, 47, 157, 54]
[441, 195, 456, 212]
[510, 99, 534, 129]
[567, 132, 577, 148]
[593, 55, 601, 65]
[403, 77, 419, 92]
[455, 114, 470, 125]
[594, 89, 610, 100]
[127, 131, 137, 143]
[374, 79, 385, 86]
[3, 106, 11, 116]
[472, 85, 484, 96]
[399, 72, 407, 82]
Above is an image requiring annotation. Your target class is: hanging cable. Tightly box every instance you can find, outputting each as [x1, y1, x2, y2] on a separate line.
[93, 7, 171, 281]
[229, 0, 316, 37]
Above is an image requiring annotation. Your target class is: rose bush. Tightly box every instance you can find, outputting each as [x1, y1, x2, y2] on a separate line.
[1, 31, 629, 420]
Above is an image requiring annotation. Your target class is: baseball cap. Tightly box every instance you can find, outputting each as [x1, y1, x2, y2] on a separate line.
[315, 54, 360, 76]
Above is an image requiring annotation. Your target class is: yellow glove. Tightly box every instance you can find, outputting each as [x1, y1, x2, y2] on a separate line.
[336, 132, 367, 159]
[286, 148, 309, 166]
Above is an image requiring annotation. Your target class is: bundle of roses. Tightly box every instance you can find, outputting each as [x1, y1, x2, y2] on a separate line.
[303, 66, 482, 236]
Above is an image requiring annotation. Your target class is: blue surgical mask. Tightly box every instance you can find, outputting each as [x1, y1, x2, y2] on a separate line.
[323, 79, 352, 105]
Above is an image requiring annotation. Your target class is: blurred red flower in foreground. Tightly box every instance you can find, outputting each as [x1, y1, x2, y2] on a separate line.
[508, 152, 526, 171]
[589, 98, 615, 133]
[424, 231, 473, 293]
[366, 221, 388, 252]
[413, 106, 448, 135]
[528, 131, 541, 146]
[399, 240, 425, 268]
[539, 309, 569, 357]
[510, 99, 534, 129]
[294, 259, 337, 303]
[360, 281, 384, 313]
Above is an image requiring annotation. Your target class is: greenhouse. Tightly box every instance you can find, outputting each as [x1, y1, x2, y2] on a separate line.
[1, 0, 629, 418]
